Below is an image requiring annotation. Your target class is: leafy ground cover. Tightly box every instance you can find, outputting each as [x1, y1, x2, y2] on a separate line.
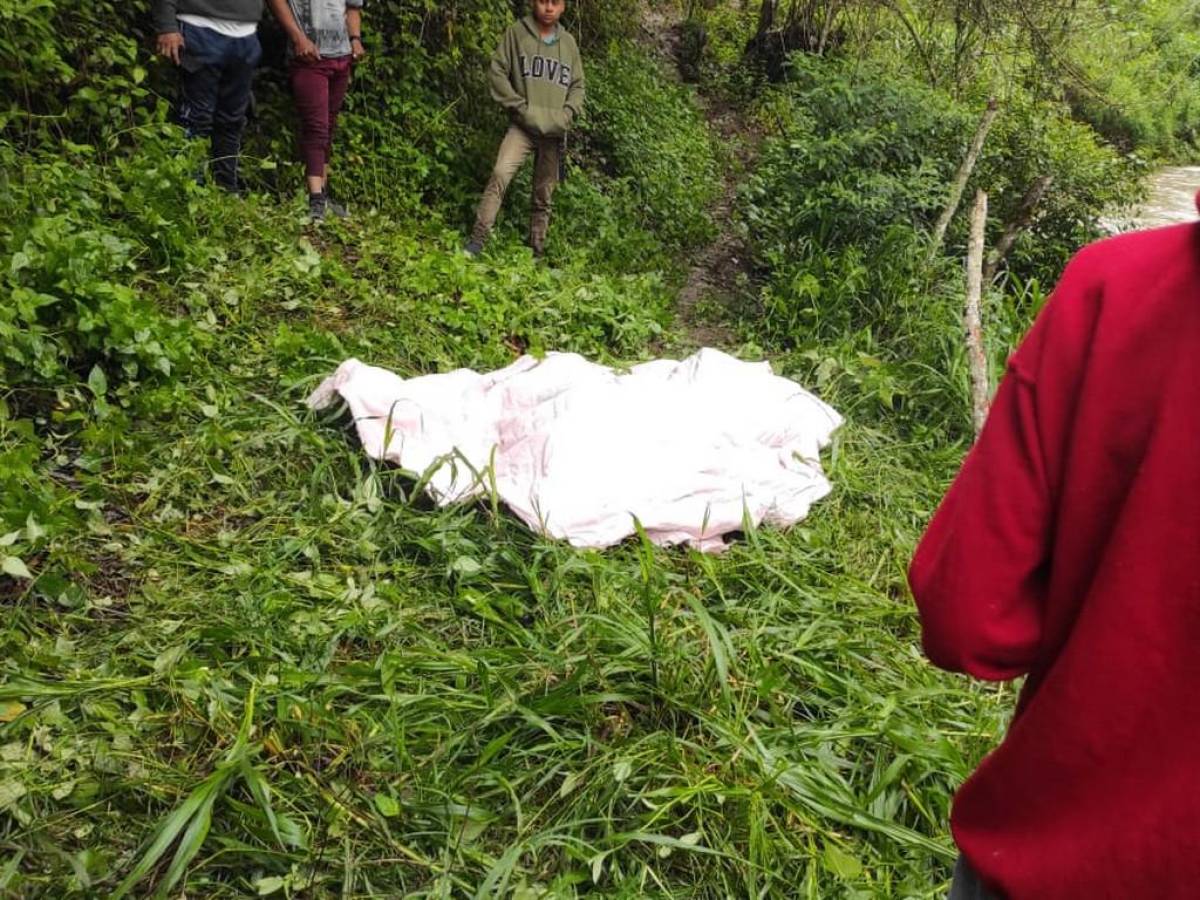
[0, 139, 1003, 896]
[2, 134, 995, 900]
[0, 0, 1170, 896]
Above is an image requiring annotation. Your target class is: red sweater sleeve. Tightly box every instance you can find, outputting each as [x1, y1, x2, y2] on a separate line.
[909, 365, 1051, 680]
[912, 362, 1046, 681]
[910, 249, 1104, 680]
[908, 292, 1078, 684]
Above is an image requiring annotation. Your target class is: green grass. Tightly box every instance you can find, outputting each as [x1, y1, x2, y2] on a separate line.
[0, 31, 1027, 894]
[0, 196, 1012, 899]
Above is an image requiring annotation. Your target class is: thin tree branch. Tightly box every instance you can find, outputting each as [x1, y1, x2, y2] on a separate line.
[965, 189, 991, 439]
[983, 174, 1054, 282]
[928, 97, 999, 262]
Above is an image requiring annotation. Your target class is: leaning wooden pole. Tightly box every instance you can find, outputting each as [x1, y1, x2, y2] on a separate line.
[965, 189, 991, 439]
[928, 98, 999, 262]
[983, 174, 1054, 283]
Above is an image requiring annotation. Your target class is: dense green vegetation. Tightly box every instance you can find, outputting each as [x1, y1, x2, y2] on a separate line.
[0, 0, 1194, 895]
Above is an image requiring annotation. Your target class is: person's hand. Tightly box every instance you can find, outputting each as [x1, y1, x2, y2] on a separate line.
[156, 31, 184, 65]
[517, 105, 543, 137]
[292, 34, 320, 61]
[350, 37, 366, 62]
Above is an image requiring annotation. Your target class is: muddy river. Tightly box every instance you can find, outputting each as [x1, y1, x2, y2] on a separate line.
[1118, 166, 1200, 231]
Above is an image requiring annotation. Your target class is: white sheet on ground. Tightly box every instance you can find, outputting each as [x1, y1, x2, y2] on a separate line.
[307, 348, 843, 552]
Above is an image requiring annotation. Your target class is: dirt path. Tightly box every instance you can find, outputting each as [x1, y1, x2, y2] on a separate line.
[639, 5, 761, 349]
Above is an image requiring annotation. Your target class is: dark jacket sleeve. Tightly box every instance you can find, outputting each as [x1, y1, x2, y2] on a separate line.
[153, 0, 181, 33]
[488, 28, 527, 114]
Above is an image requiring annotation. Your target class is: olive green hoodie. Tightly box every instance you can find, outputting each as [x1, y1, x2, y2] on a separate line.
[488, 15, 585, 138]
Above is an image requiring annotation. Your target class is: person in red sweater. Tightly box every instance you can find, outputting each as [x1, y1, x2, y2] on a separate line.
[909, 213, 1200, 899]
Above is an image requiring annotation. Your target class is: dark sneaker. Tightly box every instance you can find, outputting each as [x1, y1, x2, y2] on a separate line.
[530, 243, 545, 260]
[464, 239, 484, 257]
[326, 196, 350, 219]
[308, 192, 327, 221]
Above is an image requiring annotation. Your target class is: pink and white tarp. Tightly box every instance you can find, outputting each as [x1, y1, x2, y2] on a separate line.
[307, 348, 842, 552]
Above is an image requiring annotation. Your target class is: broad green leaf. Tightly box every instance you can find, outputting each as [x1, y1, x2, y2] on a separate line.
[612, 759, 632, 783]
[255, 875, 286, 895]
[558, 771, 581, 798]
[2, 557, 32, 580]
[823, 843, 864, 880]
[374, 793, 400, 818]
[451, 556, 482, 577]
[23, 515, 45, 543]
[87, 365, 107, 397]
[0, 780, 27, 810]
[153, 646, 186, 674]
[590, 853, 606, 884]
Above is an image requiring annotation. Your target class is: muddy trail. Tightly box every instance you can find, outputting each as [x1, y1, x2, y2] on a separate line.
[639, 5, 762, 349]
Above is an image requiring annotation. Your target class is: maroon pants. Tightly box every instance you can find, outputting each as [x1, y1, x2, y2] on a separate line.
[289, 55, 352, 179]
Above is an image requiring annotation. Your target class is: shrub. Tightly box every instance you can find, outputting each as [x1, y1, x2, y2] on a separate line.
[743, 56, 970, 254]
[583, 46, 720, 249]
[743, 57, 1143, 350]
[0, 138, 204, 396]
[976, 93, 1145, 281]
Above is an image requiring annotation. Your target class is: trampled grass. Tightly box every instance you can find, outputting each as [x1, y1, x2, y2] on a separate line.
[0, 192, 1011, 897]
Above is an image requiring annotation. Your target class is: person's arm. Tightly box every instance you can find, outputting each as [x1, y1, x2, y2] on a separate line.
[266, 0, 319, 60]
[909, 362, 1051, 681]
[565, 45, 585, 123]
[346, 3, 365, 61]
[152, 0, 184, 64]
[488, 28, 527, 114]
[152, 0, 179, 33]
[909, 252, 1098, 682]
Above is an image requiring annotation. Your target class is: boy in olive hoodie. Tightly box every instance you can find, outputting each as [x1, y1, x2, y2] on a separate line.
[465, 0, 585, 258]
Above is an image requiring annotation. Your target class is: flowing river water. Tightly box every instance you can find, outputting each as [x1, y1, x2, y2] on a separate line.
[1118, 166, 1200, 231]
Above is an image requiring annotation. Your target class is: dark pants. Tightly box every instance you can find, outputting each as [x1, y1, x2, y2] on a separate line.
[948, 856, 1000, 900]
[289, 56, 353, 180]
[177, 21, 262, 190]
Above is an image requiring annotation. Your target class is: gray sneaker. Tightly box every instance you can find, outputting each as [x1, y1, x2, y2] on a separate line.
[308, 192, 327, 221]
[326, 196, 350, 219]
[464, 238, 484, 257]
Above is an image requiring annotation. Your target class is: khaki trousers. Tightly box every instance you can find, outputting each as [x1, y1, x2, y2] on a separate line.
[471, 125, 562, 250]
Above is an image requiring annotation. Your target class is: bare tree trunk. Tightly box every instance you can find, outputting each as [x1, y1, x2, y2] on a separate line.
[755, 0, 778, 40]
[965, 190, 991, 439]
[817, 0, 841, 54]
[928, 98, 999, 262]
[983, 174, 1054, 282]
[746, 0, 779, 66]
